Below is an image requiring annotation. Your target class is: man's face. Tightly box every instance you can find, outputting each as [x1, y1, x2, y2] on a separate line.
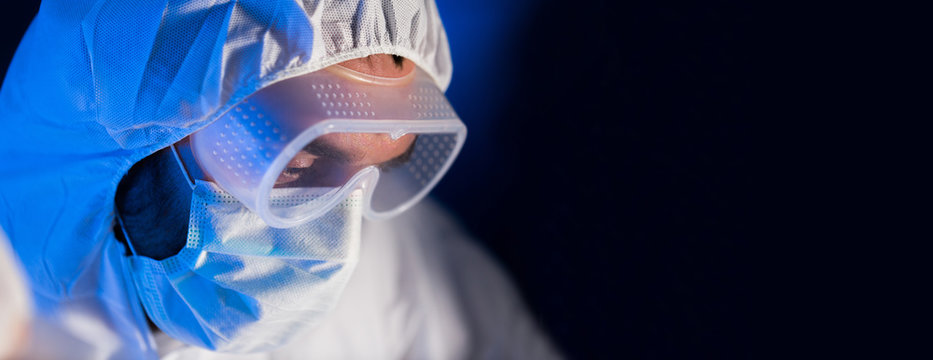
[117, 54, 423, 260]
[277, 132, 417, 186]
[185, 54, 420, 187]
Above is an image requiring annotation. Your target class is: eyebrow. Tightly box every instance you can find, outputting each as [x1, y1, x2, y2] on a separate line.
[303, 141, 359, 164]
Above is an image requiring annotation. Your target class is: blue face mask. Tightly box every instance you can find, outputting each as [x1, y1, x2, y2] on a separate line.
[120, 177, 363, 353]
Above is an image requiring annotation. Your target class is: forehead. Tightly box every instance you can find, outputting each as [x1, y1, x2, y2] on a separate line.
[337, 55, 415, 79]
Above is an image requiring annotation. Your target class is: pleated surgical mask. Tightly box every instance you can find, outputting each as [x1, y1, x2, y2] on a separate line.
[121, 177, 363, 353]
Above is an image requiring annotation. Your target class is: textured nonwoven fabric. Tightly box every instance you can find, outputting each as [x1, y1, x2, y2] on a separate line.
[0, 0, 450, 304]
[0, 1, 451, 357]
[128, 182, 362, 352]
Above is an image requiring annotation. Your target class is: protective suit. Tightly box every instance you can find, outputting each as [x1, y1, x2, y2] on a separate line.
[0, 0, 559, 359]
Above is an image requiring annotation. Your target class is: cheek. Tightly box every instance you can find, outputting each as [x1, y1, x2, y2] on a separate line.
[287, 151, 317, 168]
[349, 133, 416, 164]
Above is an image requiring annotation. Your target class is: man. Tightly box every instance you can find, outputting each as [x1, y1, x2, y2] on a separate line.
[0, 0, 559, 358]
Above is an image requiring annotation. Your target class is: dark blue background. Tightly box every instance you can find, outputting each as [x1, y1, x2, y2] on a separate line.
[431, 2, 758, 358]
[2, 2, 760, 358]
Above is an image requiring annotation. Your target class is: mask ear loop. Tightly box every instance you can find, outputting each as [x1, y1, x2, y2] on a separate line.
[114, 207, 139, 256]
[170, 143, 197, 190]
[117, 144, 194, 257]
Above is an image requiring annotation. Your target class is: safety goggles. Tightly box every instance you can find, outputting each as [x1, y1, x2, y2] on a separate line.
[183, 64, 466, 228]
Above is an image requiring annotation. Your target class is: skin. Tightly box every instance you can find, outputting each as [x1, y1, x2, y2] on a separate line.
[276, 55, 417, 185]
[276, 132, 416, 186]
[116, 54, 418, 260]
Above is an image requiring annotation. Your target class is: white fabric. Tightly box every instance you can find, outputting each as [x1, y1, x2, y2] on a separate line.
[17, 200, 561, 359]
[128, 184, 363, 352]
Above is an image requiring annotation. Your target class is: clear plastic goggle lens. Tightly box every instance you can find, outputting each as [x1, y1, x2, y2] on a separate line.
[367, 132, 460, 214]
[265, 130, 461, 222]
[190, 65, 466, 227]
